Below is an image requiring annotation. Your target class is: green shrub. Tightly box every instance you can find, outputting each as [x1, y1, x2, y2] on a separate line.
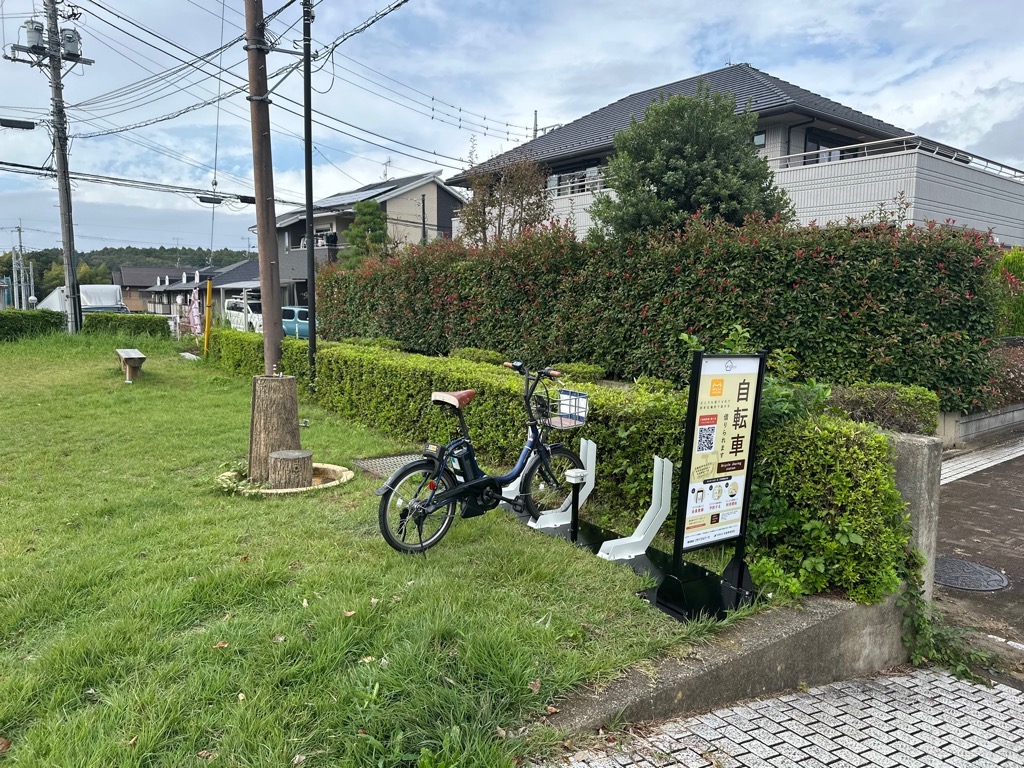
[81, 312, 171, 337]
[0, 309, 65, 341]
[827, 383, 939, 435]
[995, 248, 1024, 337]
[748, 415, 910, 603]
[452, 347, 506, 366]
[552, 362, 606, 382]
[339, 336, 402, 350]
[317, 217, 999, 413]
[632, 375, 676, 394]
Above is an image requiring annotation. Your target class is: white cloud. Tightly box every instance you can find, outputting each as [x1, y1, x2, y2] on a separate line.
[1, 0, 1021, 254]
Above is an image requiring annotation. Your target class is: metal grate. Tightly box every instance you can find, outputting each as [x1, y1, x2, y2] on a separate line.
[934, 556, 1009, 592]
[352, 454, 421, 480]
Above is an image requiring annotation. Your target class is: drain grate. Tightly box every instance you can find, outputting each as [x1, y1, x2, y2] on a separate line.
[352, 454, 421, 480]
[934, 556, 1009, 592]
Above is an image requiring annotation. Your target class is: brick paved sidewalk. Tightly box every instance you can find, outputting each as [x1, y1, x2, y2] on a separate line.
[544, 669, 1024, 768]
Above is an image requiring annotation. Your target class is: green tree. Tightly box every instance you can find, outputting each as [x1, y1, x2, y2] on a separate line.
[590, 82, 792, 235]
[40, 261, 65, 296]
[342, 199, 391, 266]
[77, 261, 111, 284]
[457, 156, 551, 246]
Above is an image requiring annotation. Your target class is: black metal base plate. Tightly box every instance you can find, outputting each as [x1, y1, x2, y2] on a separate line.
[934, 556, 1009, 591]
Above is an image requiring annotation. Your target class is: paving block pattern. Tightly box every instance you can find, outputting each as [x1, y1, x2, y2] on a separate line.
[544, 669, 1024, 767]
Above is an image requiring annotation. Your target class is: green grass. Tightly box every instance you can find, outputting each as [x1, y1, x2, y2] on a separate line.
[0, 333, 717, 767]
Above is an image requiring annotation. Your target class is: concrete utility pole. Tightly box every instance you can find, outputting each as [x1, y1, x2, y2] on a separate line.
[5, 0, 92, 331]
[244, 0, 284, 375]
[46, 0, 81, 332]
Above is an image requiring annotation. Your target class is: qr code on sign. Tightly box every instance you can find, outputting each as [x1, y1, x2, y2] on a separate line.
[696, 425, 716, 453]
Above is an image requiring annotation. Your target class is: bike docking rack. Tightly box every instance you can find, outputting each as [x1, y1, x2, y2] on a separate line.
[519, 351, 768, 624]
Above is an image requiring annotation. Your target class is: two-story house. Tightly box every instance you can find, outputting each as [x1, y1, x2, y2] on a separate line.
[273, 170, 467, 264]
[448, 64, 1024, 245]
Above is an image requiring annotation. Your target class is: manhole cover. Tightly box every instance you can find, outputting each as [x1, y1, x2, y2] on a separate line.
[934, 556, 1009, 591]
[351, 454, 421, 479]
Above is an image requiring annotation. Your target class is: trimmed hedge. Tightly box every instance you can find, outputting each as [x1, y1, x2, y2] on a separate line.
[827, 383, 939, 435]
[210, 329, 910, 603]
[452, 347, 506, 366]
[81, 312, 171, 337]
[749, 415, 909, 603]
[317, 217, 1000, 412]
[0, 309, 65, 341]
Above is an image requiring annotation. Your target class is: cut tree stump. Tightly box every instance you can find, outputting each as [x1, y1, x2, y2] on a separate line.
[268, 449, 313, 489]
[248, 375, 301, 484]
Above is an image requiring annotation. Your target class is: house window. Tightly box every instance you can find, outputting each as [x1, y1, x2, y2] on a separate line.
[804, 131, 846, 164]
[753, 131, 766, 149]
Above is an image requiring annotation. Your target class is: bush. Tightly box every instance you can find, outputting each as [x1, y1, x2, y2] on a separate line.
[317, 216, 1000, 413]
[0, 309, 65, 341]
[552, 362, 606, 382]
[452, 347, 506, 366]
[827, 383, 939, 435]
[81, 313, 171, 337]
[339, 336, 402, 350]
[995, 248, 1024, 337]
[748, 415, 910, 603]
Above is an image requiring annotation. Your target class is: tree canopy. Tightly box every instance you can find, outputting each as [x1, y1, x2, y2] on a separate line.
[590, 82, 792, 234]
[457, 151, 551, 246]
[341, 199, 392, 267]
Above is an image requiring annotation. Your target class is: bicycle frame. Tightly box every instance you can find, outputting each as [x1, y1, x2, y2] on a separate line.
[411, 370, 563, 514]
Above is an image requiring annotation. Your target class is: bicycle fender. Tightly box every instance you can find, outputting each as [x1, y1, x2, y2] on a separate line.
[374, 458, 441, 496]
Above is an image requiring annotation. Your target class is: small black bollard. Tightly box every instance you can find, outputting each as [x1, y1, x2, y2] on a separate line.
[565, 468, 588, 544]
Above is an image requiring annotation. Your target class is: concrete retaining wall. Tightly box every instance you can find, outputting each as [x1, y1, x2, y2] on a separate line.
[939, 403, 1024, 448]
[552, 596, 907, 732]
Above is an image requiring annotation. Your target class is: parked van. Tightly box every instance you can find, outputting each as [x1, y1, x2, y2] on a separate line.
[281, 306, 309, 339]
[223, 297, 263, 332]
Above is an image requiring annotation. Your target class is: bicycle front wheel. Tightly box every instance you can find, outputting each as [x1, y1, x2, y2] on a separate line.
[520, 445, 584, 520]
[378, 460, 457, 554]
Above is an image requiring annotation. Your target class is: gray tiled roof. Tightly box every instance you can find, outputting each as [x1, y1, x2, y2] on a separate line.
[449, 63, 911, 183]
[115, 265, 199, 288]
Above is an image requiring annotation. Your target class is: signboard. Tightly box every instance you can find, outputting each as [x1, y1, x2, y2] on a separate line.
[679, 353, 765, 551]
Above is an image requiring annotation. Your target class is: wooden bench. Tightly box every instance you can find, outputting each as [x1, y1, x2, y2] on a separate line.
[116, 348, 146, 383]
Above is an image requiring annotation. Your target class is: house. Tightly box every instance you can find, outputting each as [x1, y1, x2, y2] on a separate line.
[273, 170, 467, 263]
[448, 64, 1024, 245]
[112, 265, 200, 312]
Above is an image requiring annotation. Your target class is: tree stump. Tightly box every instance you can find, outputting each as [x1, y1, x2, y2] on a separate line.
[248, 375, 302, 484]
[268, 449, 313, 489]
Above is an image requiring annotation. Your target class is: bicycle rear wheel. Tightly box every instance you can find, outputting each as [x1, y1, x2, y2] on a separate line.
[520, 445, 584, 520]
[378, 460, 457, 554]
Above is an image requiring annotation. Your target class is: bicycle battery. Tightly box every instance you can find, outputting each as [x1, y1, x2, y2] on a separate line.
[449, 445, 481, 482]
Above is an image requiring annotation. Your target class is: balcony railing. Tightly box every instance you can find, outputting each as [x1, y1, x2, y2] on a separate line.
[768, 134, 1024, 182]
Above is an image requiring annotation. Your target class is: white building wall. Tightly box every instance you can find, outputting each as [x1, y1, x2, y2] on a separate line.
[774, 151, 919, 226]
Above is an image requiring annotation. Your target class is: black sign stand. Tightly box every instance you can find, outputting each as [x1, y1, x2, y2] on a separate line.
[656, 350, 767, 621]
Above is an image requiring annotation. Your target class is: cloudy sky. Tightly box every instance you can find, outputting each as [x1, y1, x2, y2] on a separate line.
[1, 0, 1021, 257]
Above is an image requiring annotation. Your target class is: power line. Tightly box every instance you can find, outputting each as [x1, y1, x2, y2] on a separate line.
[0, 158, 303, 206]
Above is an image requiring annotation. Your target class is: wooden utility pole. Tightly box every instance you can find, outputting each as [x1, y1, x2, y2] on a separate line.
[244, 0, 284, 374]
[302, 0, 317, 383]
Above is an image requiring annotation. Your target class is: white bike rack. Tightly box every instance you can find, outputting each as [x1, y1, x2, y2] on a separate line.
[597, 456, 674, 561]
[529, 438, 596, 530]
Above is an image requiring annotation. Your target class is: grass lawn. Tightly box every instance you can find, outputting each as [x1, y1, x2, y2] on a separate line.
[0, 334, 720, 767]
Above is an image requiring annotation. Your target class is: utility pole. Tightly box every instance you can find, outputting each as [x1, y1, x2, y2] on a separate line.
[16, 224, 26, 309]
[302, 0, 317, 383]
[244, 0, 284, 374]
[5, 0, 93, 331]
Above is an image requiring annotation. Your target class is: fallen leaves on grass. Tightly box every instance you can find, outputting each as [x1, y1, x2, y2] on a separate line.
[343, 610, 356, 617]
[528, 679, 541, 694]
[546, 705, 560, 715]
[197, 749, 218, 760]
[127, 735, 138, 749]
[0, 737, 11, 754]
[496, 726, 506, 739]
[272, 635, 286, 643]
[212, 641, 229, 649]
[292, 756, 306, 765]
